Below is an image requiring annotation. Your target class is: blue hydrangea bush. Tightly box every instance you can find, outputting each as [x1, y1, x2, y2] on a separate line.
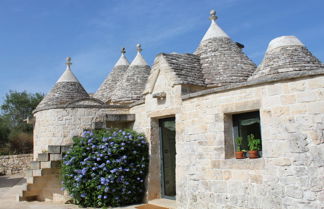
[61, 129, 149, 208]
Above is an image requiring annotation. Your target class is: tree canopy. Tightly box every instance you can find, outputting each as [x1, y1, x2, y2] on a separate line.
[1, 91, 43, 131]
[0, 90, 44, 154]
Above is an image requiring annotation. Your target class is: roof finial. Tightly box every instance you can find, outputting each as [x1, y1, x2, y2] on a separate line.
[209, 9, 217, 21]
[65, 57, 72, 70]
[121, 48, 126, 54]
[136, 44, 142, 53]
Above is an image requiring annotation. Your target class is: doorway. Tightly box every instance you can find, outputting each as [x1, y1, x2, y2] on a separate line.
[159, 117, 176, 199]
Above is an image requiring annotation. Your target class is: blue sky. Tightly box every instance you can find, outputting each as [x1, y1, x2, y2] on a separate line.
[0, 0, 323, 102]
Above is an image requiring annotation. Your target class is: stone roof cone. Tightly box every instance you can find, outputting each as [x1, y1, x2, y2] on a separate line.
[195, 10, 256, 87]
[111, 44, 151, 103]
[35, 57, 89, 112]
[93, 48, 130, 102]
[249, 36, 323, 80]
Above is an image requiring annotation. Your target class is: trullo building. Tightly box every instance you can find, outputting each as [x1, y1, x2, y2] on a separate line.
[20, 10, 324, 209]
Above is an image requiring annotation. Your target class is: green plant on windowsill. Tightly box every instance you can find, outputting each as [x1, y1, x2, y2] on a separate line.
[234, 136, 245, 159]
[247, 134, 261, 159]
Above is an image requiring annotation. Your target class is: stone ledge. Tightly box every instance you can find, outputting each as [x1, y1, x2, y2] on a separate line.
[32, 104, 129, 114]
[182, 68, 324, 100]
[106, 114, 135, 122]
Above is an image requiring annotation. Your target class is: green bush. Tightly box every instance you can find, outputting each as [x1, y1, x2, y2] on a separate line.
[61, 129, 149, 208]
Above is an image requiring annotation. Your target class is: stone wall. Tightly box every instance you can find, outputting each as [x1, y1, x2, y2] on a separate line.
[130, 64, 324, 209]
[175, 75, 324, 209]
[0, 154, 33, 175]
[130, 59, 184, 200]
[33, 107, 129, 159]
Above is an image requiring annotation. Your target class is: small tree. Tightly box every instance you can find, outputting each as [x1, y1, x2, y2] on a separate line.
[1, 90, 44, 131]
[0, 90, 43, 154]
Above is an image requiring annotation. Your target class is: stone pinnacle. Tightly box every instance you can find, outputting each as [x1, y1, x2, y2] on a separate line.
[65, 57, 72, 69]
[209, 9, 217, 21]
[136, 44, 143, 53]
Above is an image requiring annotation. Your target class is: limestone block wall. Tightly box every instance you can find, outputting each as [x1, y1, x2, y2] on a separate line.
[130, 62, 184, 200]
[33, 107, 128, 159]
[0, 154, 33, 175]
[176, 75, 324, 209]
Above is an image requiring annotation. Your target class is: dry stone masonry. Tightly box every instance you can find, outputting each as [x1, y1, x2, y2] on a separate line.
[26, 9, 324, 209]
[0, 154, 33, 175]
[94, 48, 130, 103]
[111, 44, 151, 103]
[250, 36, 323, 81]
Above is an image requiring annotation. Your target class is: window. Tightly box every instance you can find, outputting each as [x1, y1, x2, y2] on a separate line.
[232, 111, 262, 155]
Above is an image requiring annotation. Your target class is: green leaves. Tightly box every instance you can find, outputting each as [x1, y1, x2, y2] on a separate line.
[235, 136, 243, 152]
[0, 90, 44, 154]
[247, 134, 261, 151]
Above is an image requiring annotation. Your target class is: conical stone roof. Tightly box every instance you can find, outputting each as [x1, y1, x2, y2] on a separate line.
[93, 48, 130, 102]
[35, 57, 89, 112]
[111, 44, 151, 103]
[249, 36, 323, 80]
[195, 10, 256, 87]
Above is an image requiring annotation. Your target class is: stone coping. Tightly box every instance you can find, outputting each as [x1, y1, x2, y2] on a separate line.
[182, 68, 324, 100]
[0, 154, 33, 159]
[106, 114, 135, 122]
[33, 104, 129, 114]
[128, 99, 145, 107]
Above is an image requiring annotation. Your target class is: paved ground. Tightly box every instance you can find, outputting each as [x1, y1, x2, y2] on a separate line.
[0, 174, 176, 209]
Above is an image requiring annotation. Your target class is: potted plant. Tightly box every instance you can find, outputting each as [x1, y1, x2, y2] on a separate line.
[235, 136, 245, 159]
[247, 134, 261, 159]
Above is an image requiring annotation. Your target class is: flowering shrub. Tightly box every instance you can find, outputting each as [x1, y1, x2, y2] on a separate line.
[61, 129, 149, 208]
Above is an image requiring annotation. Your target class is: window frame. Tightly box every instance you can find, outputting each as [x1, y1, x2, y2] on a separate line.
[232, 111, 262, 155]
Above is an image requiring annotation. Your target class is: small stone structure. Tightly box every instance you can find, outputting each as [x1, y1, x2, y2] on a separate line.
[0, 154, 33, 175]
[24, 10, 323, 208]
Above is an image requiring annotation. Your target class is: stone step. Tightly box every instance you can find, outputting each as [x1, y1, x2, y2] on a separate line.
[18, 144, 69, 202]
[25, 169, 33, 177]
[60, 145, 71, 154]
[47, 144, 71, 154]
[37, 153, 49, 162]
[42, 168, 60, 176]
[20, 183, 38, 192]
[26, 176, 42, 184]
[40, 161, 61, 169]
[50, 153, 62, 161]
[21, 190, 38, 201]
[28, 168, 60, 178]
[26, 176, 35, 184]
[30, 161, 40, 170]
[48, 145, 61, 154]
[32, 169, 42, 177]
[17, 194, 37, 202]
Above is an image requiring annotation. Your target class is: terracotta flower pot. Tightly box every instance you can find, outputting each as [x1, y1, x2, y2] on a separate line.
[248, 150, 259, 159]
[235, 151, 245, 159]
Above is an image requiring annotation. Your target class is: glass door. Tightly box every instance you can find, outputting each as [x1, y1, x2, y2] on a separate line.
[159, 117, 176, 199]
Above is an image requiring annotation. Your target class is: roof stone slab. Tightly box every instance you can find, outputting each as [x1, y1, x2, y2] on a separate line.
[195, 37, 257, 86]
[35, 57, 89, 112]
[195, 10, 256, 87]
[111, 44, 151, 103]
[161, 53, 205, 86]
[249, 36, 323, 80]
[94, 49, 130, 103]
